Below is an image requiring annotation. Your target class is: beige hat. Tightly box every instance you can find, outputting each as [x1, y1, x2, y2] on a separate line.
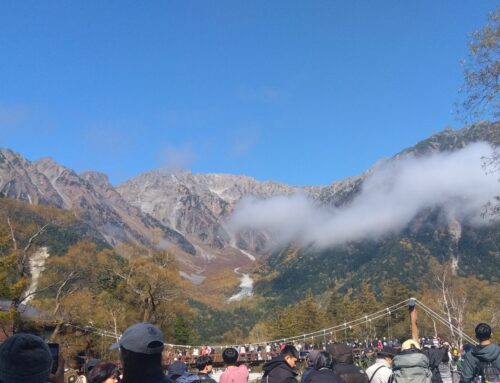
[401, 339, 421, 350]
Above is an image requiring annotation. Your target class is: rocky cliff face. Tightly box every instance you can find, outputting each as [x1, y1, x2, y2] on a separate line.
[0, 151, 195, 254]
[0, 150, 65, 207]
[0, 122, 498, 278]
[116, 171, 320, 252]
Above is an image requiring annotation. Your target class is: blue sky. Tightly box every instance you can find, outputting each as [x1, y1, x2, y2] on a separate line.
[0, 1, 495, 186]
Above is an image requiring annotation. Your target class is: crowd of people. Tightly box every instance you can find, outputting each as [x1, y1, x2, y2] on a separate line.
[0, 322, 498, 383]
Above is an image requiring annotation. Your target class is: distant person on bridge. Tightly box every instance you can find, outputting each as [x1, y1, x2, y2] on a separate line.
[219, 347, 249, 383]
[261, 344, 299, 383]
[459, 323, 500, 383]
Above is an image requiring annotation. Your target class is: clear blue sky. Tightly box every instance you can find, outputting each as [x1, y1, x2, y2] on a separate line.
[0, 1, 495, 186]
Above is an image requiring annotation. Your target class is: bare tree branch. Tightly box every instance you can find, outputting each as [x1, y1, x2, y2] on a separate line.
[19, 278, 69, 304]
[22, 223, 51, 258]
[6, 217, 17, 251]
[53, 271, 79, 317]
[17, 223, 52, 278]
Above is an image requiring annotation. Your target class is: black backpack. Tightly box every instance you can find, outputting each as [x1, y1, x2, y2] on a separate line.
[473, 360, 500, 383]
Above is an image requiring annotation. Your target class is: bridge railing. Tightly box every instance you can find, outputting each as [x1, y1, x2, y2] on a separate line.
[161, 351, 285, 367]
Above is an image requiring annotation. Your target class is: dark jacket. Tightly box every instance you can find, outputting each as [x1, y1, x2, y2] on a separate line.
[305, 368, 344, 383]
[136, 372, 174, 383]
[262, 355, 298, 383]
[198, 373, 217, 383]
[328, 344, 369, 383]
[423, 348, 449, 383]
[460, 343, 500, 383]
[301, 366, 315, 383]
[177, 372, 201, 383]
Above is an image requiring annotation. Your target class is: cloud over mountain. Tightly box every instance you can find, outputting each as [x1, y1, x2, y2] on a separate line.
[229, 142, 499, 249]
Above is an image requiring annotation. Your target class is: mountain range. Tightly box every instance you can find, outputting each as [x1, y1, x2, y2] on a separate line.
[0, 121, 498, 298]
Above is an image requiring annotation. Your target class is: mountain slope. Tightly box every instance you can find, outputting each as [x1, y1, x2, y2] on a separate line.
[0, 150, 195, 254]
[253, 121, 500, 305]
[0, 121, 498, 304]
[116, 171, 314, 251]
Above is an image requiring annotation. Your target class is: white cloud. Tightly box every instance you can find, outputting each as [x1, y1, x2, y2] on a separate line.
[229, 142, 499, 249]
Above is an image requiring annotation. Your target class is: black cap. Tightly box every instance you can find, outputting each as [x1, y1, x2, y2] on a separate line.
[378, 346, 398, 358]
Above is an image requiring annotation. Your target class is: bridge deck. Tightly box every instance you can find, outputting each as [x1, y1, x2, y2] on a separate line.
[162, 351, 284, 367]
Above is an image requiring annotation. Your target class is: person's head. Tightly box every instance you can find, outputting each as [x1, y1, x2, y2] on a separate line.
[0, 333, 53, 383]
[281, 345, 299, 369]
[196, 355, 214, 374]
[327, 343, 354, 365]
[167, 361, 187, 381]
[377, 346, 398, 366]
[85, 359, 101, 376]
[307, 350, 320, 366]
[314, 351, 333, 370]
[222, 347, 239, 365]
[401, 339, 421, 353]
[110, 323, 164, 383]
[475, 323, 492, 342]
[88, 362, 121, 383]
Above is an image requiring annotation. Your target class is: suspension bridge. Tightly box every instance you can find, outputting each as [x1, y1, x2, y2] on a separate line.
[66, 298, 477, 367]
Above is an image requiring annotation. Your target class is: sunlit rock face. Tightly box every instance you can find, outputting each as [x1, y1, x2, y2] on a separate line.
[0, 149, 195, 254]
[0, 122, 498, 278]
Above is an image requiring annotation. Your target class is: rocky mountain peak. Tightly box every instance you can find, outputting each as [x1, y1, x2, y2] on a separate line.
[398, 121, 499, 157]
[80, 171, 111, 188]
[0, 122, 497, 281]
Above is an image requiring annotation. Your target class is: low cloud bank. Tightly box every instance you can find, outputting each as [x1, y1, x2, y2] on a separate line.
[229, 142, 499, 249]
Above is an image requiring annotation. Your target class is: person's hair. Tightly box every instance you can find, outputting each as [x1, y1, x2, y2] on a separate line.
[120, 346, 163, 383]
[195, 355, 213, 371]
[281, 345, 299, 359]
[475, 323, 492, 341]
[314, 351, 333, 370]
[222, 348, 239, 365]
[88, 362, 120, 383]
